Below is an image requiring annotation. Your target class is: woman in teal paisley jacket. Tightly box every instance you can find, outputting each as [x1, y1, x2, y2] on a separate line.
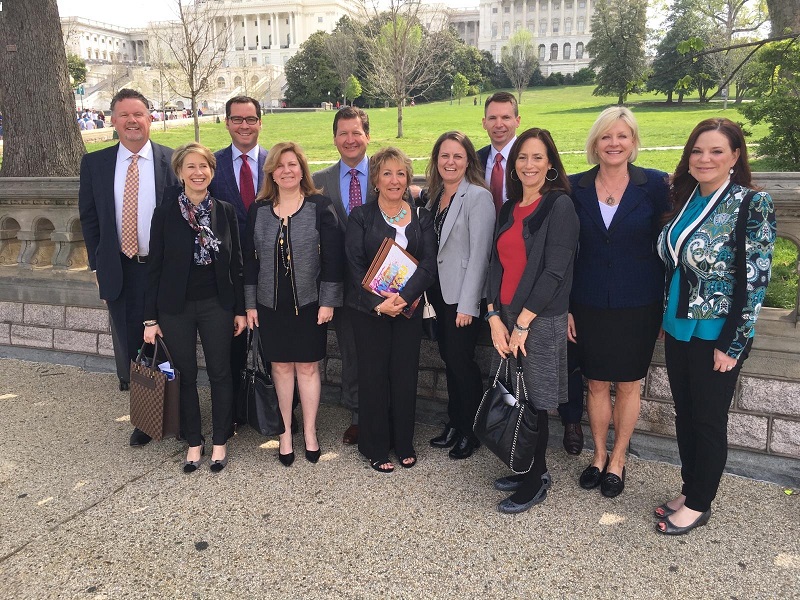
[654, 118, 776, 536]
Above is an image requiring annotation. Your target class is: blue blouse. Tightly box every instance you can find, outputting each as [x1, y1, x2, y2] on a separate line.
[662, 189, 726, 342]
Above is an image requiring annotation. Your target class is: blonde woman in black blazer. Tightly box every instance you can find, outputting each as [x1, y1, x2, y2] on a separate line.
[144, 142, 247, 474]
[423, 131, 495, 460]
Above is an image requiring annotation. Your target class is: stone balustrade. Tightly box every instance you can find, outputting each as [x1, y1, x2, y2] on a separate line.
[1, 174, 799, 483]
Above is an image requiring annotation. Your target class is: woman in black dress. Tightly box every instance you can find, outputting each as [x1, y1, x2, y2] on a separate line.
[243, 142, 343, 466]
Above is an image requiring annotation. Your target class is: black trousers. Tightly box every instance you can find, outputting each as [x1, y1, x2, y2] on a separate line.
[333, 305, 359, 423]
[106, 256, 148, 382]
[428, 284, 483, 438]
[159, 297, 234, 447]
[557, 342, 585, 424]
[664, 333, 748, 512]
[352, 308, 423, 461]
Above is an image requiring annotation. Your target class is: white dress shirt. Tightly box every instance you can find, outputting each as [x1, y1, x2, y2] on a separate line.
[114, 140, 157, 255]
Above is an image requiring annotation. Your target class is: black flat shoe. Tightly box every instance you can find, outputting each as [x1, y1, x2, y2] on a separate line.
[579, 457, 608, 489]
[657, 509, 712, 535]
[119, 380, 130, 391]
[129, 428, 152, 447]
[430, 423, 459, 448]
[498, 484, 548, 514]
[278, 451, 295, 467]
[601, 467, 626, 498]
[305, 448, 321, 463]
[449, 435, 480, 460]
[495, 470, 553, 492]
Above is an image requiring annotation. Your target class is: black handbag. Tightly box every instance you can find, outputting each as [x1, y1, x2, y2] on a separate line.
[473, 358, 539, 474]
[238, 328, 285, 437]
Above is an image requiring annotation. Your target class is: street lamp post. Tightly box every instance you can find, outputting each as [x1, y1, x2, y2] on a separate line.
[450, 84, 453, 106]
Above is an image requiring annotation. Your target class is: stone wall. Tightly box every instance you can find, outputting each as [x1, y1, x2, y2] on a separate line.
[1, 175, 799, 482]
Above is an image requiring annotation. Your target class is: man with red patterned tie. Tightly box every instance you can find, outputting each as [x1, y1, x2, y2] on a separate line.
[79, 89, 179, 447]
[312, 107, 377, 445]
[476, 92, 521, 215]
[208, 96, 268, 424]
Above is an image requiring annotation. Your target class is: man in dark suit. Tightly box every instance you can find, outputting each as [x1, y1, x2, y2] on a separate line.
[207, 96, 267, 420]
[312, 107, 376, 445]
[476, 91, 521, 216]
[79, 88, 179, 447]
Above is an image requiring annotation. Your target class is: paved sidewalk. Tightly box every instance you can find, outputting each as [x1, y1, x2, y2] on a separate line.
[0, 358, 797, 599]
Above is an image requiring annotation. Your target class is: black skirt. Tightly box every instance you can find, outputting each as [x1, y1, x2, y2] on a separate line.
[257, 268, 327, 363]
[571, 302, 661, 382]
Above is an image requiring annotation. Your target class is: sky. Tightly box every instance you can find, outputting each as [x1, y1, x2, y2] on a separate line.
[56, 0, 480, 29]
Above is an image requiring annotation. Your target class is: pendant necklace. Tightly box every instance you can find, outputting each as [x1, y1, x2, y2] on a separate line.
[380, 203, 408, 224]
[598, 172, 628, 206]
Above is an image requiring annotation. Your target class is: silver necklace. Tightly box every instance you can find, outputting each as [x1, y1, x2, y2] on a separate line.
[597, 173, 628, 206]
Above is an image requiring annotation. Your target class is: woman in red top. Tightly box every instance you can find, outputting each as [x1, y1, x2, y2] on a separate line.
[484, 128, 580, 514]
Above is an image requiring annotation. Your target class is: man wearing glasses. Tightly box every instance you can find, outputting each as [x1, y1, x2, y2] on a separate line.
[208, 96, 268, 430]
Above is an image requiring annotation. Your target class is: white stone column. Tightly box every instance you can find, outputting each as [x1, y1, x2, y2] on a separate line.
[272, 13, 278, 48]
[244, 14, 250, 50]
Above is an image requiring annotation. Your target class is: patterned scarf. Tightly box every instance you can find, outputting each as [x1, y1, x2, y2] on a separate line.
[178, 190, 220, 265]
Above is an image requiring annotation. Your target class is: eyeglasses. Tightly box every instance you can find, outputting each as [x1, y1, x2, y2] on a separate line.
[228, 116, 259, 125]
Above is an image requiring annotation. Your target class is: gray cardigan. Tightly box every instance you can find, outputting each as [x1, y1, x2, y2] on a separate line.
[243, 194, 343, 311]
[486, 191, 579, 317]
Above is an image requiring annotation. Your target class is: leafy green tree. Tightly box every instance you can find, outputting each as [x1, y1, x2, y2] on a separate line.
[284, 31, 339, 106]
[345, 74, 363, 106]
[500, 29, 538, 103]
[67, 53, 87, 86]
[452, 72, 469, 104]
[738, 40, 800, 169]
[587, 0, 649, 104]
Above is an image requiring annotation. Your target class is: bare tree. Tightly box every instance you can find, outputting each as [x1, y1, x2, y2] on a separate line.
[359, 0, 448, 137]
[501, 29, 539, 104]
[152, 0, 230, 141]
[325, 29, 358, 106]
[0, 0, 84, 176]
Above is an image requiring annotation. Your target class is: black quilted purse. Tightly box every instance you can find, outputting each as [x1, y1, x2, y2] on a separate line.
[473, 358, 539, 474]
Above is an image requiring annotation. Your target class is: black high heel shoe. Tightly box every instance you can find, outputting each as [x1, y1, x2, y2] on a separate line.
[278, 451, 295, 467]
[305, 448, 321, 463]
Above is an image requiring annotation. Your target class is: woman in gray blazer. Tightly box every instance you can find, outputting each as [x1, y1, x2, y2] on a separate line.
[424, 132, 496, 460]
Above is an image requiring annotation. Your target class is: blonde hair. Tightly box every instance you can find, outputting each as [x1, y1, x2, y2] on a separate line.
[585, 106, 640, 165]
[171, 142, 216, 179]
[257, 141, 320, 204]
[369, 147, 413, 190]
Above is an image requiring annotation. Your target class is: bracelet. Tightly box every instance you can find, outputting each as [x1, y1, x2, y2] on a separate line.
[375, 306, 382, 316]
[484, 310, 500, 322]
[513, 323, 530, 332]
[143, 320, 158, 327]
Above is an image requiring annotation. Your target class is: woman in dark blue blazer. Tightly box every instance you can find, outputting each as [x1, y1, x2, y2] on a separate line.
[568, 108, 669, 498]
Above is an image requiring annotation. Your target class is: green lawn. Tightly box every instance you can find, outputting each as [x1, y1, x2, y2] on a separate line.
[84, 85, 769, 176]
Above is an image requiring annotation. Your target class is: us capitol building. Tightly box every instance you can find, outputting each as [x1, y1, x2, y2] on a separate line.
[61, 0, 594, 110]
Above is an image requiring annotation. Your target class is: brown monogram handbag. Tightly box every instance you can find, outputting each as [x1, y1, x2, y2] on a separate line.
[129, 336, 180, 441]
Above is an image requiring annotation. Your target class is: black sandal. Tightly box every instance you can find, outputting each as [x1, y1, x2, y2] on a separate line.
[656, 509, 711, 535]
[399, 454, 417, 469]
[370, 459, 394, 473]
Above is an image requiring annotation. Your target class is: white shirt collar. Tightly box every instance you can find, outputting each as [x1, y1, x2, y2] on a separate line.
[117, 140, 152, 163]
[232, 145, 259, 163]
[489, 137, 516, 163]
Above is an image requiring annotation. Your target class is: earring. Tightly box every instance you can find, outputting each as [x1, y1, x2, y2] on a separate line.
[374, 186, 379, 193]
[510, 169, 520, 182]
[729, 167, 734, 175]
[545, 167, 559, 182]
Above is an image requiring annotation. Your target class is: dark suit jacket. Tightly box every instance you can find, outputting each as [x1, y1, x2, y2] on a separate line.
[312, 159, 378, 232]
[78, 142, 177, 301]
[569, 165, 670, 309]
[144, 185, 245, 321]
[344, 202, 437, 317]
[477, 145, 491, 172]
[207, 144, 268, 239]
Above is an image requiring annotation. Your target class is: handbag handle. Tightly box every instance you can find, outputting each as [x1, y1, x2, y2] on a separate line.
[490, 357, 511, 387]
[135, 335, 176, 369]
[247, 326, 266, 373]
